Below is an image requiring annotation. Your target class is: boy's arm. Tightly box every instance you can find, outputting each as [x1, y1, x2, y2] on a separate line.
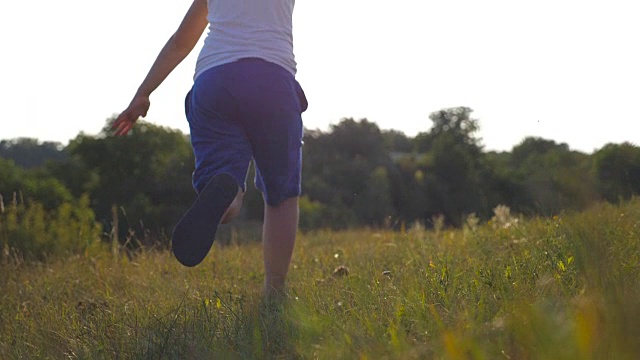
[113, 0, 208, 136]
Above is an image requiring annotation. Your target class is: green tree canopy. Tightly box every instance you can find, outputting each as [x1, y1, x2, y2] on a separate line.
[302, 118, 394, 226]
[593, 142, 640, 202]
[0, 157, 73, 210]
[0, 138, 67, 168]
[61, 119, 195, 241]
[422, 107, 491, 224]
[507, 137, 596, 214]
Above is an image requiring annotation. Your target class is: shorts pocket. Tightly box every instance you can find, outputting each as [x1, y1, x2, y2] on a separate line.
[184, 90, 193, 119]
[295, 80, 308, 113]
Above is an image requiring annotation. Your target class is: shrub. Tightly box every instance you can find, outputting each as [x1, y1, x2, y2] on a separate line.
[0, 194, 103, 261]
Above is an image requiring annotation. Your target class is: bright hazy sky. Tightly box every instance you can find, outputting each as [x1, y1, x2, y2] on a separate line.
[1, 0, 638, 152]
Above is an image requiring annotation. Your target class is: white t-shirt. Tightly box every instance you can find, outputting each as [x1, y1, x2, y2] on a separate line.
[194, 0, 297, 80]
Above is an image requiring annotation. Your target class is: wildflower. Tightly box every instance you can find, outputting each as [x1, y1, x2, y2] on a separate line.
[491, 205, 519, 229]
[465, 213, 479, 232]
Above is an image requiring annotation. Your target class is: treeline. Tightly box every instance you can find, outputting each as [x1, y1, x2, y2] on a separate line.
[301, 107, 639, 228]
[2, 107, 640, 246]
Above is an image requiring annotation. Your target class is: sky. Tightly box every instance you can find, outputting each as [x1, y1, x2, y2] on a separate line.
[1, 0, 639, 153]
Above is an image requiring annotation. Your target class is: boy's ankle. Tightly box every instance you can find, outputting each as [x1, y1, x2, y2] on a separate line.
[263, 278, 287, 299]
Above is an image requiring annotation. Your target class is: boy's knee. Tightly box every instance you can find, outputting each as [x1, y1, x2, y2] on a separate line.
[264, 190, 300, 208]
[265, 195, 298, 210]
[221, 188, 244, 224]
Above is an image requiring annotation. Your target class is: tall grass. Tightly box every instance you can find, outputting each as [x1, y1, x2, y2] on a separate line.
[1, 199, 638, 359]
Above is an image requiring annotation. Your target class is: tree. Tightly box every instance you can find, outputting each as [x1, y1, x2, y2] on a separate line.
[0, 157, 73, 210]
[353, 166, 395, 225]
[63, 119, 196, 243]
[302, 118, 393, 227]
[483, 151, 529, 214]
[0, 138, 67, 168]
[593, 142, 640, 202]
[429, 107, 481, 147]
[413, 107, 480, 154]
[511, 137, 568, 165]
[381, 129, 412, 153]
[423, 107, 490, 224]
[386, 154, 431, 225]
[508, 137, 597, 214]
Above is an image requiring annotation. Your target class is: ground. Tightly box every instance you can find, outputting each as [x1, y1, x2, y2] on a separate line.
[1, 200, 639, 359]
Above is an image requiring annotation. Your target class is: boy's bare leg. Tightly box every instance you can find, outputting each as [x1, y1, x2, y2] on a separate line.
[262, 196, 299, 297]
[221, 187, 244, 224]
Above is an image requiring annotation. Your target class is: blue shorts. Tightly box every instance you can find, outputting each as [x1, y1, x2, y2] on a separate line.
[185, 58, 308, 206]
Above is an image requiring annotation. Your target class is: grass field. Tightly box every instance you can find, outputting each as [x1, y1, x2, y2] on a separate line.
[1, 200, 639, 359]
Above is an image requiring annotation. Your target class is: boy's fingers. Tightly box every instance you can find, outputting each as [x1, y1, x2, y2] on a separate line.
[113, 102, 147, 135]
[113, 116, 133, 136]
[113, 117, 125, 131]
[119, 122, 133, 135]
[115, 123, 131, 136]
[112, 110, 138, 136]
[112, 113, 128, 128]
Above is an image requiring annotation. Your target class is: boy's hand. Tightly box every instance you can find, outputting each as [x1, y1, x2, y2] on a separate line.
[112, 95, 151, 136]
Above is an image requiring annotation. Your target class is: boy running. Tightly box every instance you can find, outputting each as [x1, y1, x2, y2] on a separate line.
[113, 0, 307, 297]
